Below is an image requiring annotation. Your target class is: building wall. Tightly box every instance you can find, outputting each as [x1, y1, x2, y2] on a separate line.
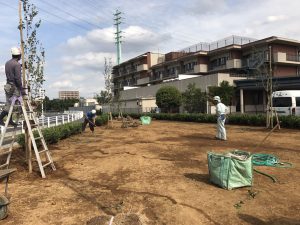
[121, 73, 242, 100]
[274, 65, 297, 77]
[272, 44, 298, 55]
[150, 53, 164, 67]
[230, 50, 242, 59]
[59, 91, 79, 99]
[197, 56, 209, 64]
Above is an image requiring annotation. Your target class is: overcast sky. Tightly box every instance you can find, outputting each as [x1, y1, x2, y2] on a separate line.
[0, 0, 299, 100]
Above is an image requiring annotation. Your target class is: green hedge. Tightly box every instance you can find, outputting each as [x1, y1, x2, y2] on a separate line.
[113, 112, 300, 129]
[17, 122, 82, 148]
[95, 114, 109, 126]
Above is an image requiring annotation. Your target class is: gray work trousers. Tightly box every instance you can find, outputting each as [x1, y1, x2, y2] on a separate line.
[4, 83, 21, 111]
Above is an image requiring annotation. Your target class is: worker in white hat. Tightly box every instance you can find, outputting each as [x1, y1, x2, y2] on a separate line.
[0, 47, 27, 126]
[213, 96, 227, 141]
[82, 109, 97, 133]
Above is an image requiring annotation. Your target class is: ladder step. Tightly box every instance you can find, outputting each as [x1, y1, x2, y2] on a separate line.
[34, 137, 43, 141]
[42, 161, 52, 168]
[27, 111, 34, 113]
[0, 150, 12, 156]
[38, 149, 48, 154]
[0, 163, 9, 169]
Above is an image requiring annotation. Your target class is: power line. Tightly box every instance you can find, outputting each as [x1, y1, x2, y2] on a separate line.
[0, 1, 88, 35]
[36, 6, 92, 32]
[38, 0, 102, 29]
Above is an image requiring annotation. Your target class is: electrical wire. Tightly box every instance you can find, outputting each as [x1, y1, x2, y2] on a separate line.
[38, 0, 102, 29]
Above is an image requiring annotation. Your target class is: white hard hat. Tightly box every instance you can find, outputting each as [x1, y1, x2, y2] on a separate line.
[11, 47, 21, 56]
[91, 109, 96, 114]
[213, 96, 221, 101]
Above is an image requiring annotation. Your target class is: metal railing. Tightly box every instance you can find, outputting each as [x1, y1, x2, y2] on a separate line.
[286, 54, 300, 62]
[180, 35, 257, 53]
[37, 111, 83, 129]
[0, 111, 84, 135]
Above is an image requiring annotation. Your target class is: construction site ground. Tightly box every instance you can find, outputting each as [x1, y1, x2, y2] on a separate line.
[2, 120, 300, 225]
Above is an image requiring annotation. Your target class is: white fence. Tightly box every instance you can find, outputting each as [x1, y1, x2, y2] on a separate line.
[35, 111, 84, 129]
[1, 111, 84, 135]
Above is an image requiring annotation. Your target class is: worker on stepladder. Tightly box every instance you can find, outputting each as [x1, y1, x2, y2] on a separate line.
[213, 96, 227, 141]
[82, 109, 97, 133]
[0, 47, 27, 127]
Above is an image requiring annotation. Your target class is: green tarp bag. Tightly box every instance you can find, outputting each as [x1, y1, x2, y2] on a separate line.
[140, 116, 151, 125]
[207, 150, 253, 190]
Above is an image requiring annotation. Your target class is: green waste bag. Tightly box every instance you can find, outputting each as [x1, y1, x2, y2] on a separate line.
[207, 150, 253, 190]
[140, 116, 151, 125]
[0, 195, 9, 220]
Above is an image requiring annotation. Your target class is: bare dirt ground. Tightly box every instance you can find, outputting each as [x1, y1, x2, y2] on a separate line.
[1, 120, 300, 225]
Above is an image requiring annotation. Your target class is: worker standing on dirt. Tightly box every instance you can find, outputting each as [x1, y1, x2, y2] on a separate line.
[213, 96, 227, 141]
[0, 47, 27, 126]
[82, 109, 97, 133]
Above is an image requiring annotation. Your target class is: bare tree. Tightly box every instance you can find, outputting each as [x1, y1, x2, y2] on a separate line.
[96, 58, 113, 105]
[249, 46, 277, 128]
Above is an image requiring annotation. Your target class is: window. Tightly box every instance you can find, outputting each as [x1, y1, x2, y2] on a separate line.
[272, 97, 292, 107]
[296, 97, 300, 106]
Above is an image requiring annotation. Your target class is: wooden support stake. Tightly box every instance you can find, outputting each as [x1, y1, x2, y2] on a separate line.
[19, 1, 32, 172]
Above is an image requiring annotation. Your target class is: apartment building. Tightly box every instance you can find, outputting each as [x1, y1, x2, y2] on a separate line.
[59, 91, 80, 100]
[112, 52, 164, 95]
[111, 36, 300, 113]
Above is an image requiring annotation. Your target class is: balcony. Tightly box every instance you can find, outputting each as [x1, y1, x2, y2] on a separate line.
[273, 52, 300, 65]
[226, 59, 242, 69]
[137, 77, 150, 85]
[209, 64, 227, 71]
[150, 74, 162, 82]
[193, 64, 208, 73]
[137, 64, 148, 72]
[162, 73, 177, 79]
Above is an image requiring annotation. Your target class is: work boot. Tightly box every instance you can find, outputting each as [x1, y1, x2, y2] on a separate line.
[0, 111, 8, 126]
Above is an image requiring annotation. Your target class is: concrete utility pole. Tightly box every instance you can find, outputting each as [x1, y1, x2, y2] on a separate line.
[114, 9, 123, 65]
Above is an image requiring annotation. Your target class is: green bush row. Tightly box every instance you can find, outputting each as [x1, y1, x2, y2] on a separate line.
[95, 114, 109, 126]
[114, 112, 300, 129]
[17, 122, 83, 148]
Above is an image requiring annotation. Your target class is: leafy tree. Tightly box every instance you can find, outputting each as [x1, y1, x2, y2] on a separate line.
[182, 83, 207, 113]
[44, 96, 79, 112]
[95, 90, 112, 104]
[156, 86, 182, 113]
[208, 81, 235, 106]
[20, 0, 45, 100]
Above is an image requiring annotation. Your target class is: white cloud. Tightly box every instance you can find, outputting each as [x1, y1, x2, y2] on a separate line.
[61, 52, 115, 71]
[50, 80, 73, 89]
[267, 15, 287, 22]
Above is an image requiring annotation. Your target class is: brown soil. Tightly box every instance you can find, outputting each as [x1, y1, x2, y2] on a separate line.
[1, 121, 300, 225]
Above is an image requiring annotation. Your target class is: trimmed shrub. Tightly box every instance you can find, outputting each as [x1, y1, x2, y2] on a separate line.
[113, 112, 300, 129]
[95, 114, 109, 126]
[16, 122, 82, 148]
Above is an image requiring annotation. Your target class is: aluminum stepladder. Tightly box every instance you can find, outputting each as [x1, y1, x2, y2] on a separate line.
[0, 95, 55, 178]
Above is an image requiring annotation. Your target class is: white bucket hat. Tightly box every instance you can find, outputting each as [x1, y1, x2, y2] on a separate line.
[11, 47, 21, 55]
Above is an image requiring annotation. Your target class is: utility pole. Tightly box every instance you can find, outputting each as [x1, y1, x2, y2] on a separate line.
[114, 9, 123, 65]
